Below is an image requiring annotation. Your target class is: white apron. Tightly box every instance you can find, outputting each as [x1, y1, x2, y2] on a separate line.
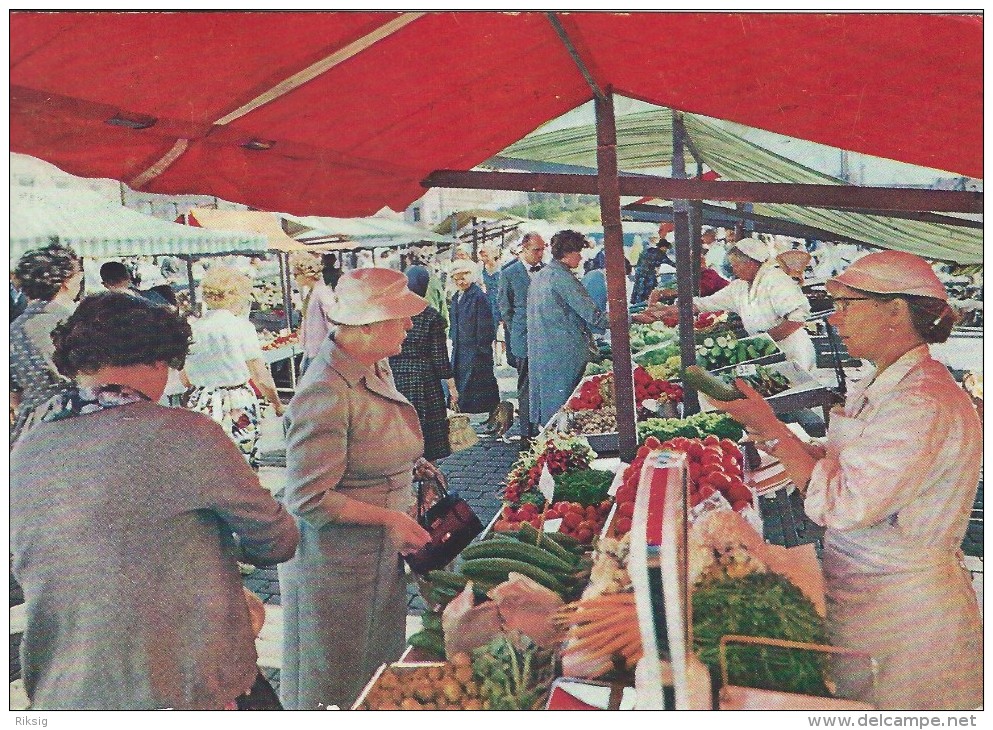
[819, 413, 983, 710]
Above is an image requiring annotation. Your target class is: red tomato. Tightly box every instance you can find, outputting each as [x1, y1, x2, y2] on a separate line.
[585, 505, 599, 520]
[728, 485, 753, 504]
[614, 517, 632, 535]
[615, 485, 636, 503]
[697, 485, 716, 501]
[688, 462, 702, 482]
[576, 528, 595, 543]
[519, 503, 537, 517]
[529, 517, 543, 529]
[701, 455, 724, 472]
[722, 455, 742, 475]
[687, 441, 705, 460]
[690, 491, 704, 507]
[732, 500, 751, 512]
[720, 438, 740, 454]
[707, 472, 733, 490]
[643, 436, 662, 450]
[703, 434, 721, 447]
[617, 502, 635, 519]
[544, 508, 560, 520]
[636, 446, 652, 460]
[562, 512, 583, 529]
[599, 499, 613, 513]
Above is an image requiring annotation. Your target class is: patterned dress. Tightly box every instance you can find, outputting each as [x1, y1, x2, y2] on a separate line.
[184, 309, 266, 467]
[9, 300, 74, 446]
[630, 245, 672, 304]
[389, 306, 453, 460]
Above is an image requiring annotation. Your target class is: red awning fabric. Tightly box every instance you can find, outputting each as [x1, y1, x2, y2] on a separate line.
[10, 12, 982, 217]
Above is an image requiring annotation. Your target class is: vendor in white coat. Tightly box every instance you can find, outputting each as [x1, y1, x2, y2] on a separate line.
[661, 237, 815, 370]
[711, 250, 982, 710]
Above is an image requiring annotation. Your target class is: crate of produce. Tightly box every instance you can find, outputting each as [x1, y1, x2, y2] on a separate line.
[702, 333, 785, 372]
[352, 658, 485, 710]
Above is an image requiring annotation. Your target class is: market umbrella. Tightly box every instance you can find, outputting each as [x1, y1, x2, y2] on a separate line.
[9, 12, 982, 218]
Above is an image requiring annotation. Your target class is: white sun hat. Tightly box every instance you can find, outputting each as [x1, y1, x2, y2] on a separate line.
[330, 267, 428, 325]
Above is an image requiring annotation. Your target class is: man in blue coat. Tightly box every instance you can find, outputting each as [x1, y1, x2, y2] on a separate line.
[499, 232, 546, 443]
[527, 230, 609, 426]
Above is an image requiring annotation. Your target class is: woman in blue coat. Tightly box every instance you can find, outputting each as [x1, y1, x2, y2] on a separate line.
[527, 230, 609, 426]
[449, 259, 500, 414]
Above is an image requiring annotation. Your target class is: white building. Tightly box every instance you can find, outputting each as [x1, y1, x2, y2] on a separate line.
[405, 186, 528, 227]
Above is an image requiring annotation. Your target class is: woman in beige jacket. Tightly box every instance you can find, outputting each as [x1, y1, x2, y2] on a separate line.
[278, 268, 441, 709]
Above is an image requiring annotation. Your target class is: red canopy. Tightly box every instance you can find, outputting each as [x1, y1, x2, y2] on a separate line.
[10, 12, 982, 217]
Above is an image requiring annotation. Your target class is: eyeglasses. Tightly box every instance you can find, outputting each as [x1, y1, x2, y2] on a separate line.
[831, 297, 874, 313]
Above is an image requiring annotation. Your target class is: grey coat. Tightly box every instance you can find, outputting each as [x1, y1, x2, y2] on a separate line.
[498, 259, 531, 361]
[279, 338, 424, 710]
[527, 259, 608, 425]
[9, 402, 298, 709]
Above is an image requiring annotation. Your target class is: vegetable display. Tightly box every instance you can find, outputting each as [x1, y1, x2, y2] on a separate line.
[355, 655, 485, 710]
[720, 364, 791, 398]
[693, 572, 829, 697]
[471, 633, 556, 710]
[551, 468, 614, 506]
[696, 333, 780, 370]
[502, 434, 596, 505]
[638, 411, 744, 443]
[555, 592, 642, 677]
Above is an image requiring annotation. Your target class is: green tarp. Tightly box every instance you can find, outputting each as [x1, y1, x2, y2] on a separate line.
[496, 105, 982, 264]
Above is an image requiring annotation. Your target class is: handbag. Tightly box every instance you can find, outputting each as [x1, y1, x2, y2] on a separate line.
[405, 474, 484, 576]
[447, 407, 479, 453]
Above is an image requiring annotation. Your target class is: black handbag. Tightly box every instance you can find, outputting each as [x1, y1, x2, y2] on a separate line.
[405, 475, 483, 576]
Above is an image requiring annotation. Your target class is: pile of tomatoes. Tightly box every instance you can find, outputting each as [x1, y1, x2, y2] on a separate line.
[611, 434, 753, 536]
[494, 500, 612, 544]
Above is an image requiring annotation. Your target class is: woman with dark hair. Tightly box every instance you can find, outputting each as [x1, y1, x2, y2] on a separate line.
[711, 250, 982, 710]
[9, 243, 84, 445]
[389, 265, 457, 460]
[10, 292, 299, 709]
[527, 230, 608, 425]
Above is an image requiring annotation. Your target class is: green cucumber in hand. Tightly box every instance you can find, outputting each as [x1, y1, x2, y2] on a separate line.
[683, 365, 744, 401]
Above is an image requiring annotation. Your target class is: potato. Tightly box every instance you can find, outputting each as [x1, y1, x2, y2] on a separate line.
[400, 697, 422, 710]
[426, 665, 445, 681]
[453, 664, 474, 685]
[449, 652, 471, 667]
[463, 699, 484, 710]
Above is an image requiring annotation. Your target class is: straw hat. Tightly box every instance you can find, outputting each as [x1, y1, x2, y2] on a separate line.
[330, 268, 427, 325]
[827, 250, 948, 300]
[449, 258, 481, 281]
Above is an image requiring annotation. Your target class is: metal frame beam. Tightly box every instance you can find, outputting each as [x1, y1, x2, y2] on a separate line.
[421, 170, 982, 214]
[595, 89, 637, 460]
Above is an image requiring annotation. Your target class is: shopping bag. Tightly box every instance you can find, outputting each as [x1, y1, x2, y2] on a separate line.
[447, 408, 479, 453]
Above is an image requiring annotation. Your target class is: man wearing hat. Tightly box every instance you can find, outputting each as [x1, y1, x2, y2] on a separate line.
[710, 250, 981, 710]
[279, 268, 443, 710]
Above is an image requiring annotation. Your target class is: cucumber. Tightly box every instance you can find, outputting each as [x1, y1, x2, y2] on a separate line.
[427, 570, 471, 590]
[459, 558, 568, 595]
[459, 538, 575, 573]
[422, 611, 443, 632]
[683, 365, 744, 402]
[516, 523, 580, 565]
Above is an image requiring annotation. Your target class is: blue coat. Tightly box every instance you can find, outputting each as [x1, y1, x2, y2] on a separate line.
[450, 283, 500, 414]
[526, 260, 608, 425]
[498, 260, 531, 361]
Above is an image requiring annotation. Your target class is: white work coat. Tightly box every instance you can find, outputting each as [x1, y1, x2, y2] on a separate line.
[695, 263, 815, 371]
[806, 346, 983, 709]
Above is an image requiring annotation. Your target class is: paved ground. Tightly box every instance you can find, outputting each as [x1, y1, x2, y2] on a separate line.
[9, 362, 984, 708]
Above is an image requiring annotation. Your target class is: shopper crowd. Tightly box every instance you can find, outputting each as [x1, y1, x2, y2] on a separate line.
[8, 227, 983, 711]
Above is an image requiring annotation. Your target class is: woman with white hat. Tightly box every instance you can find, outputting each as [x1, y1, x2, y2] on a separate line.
[449, 258, 500, 415]
[668, 236, 816, 370]
[711, 250, 982, 709]
[278, 268, 442, 710]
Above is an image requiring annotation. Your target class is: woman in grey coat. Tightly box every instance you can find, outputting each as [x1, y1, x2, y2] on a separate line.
[527, 230, 609, 426]
[279, 268, 441, 710]
[10, 293, 299, 710]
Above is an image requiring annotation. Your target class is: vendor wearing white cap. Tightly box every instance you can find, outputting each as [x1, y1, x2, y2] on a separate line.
[711, 250, 982, 709]
[677, 236, 816, 370]
[278, 268, 444, 709]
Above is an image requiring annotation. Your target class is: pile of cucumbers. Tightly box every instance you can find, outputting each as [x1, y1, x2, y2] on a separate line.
[408, 523, 593, 659]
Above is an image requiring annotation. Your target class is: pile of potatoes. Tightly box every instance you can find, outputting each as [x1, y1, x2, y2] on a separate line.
[355, 653, 486, 710]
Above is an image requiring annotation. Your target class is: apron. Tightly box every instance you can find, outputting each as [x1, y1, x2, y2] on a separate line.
[820, 412, 983, 710]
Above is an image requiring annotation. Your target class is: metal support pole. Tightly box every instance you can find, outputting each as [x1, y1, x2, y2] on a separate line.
[185, 256, 197, 312]
[278, 251, 293, 332]
[689, 201, 703, 295]
[673, 112, 700, 415]
[595, 89, 637, 461]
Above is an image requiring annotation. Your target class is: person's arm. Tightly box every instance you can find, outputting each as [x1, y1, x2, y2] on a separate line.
[475, 292, 496, 356]
[693, 280, 741, 313]
[558, 273, 608, 334]
[246, 358, 284, 416]
[498, 272, 514, 325]
[170, 416, 299, 565]
[767, 319, 805, 342]
[284, 379, 429, 553]
[712, 380, 820, 487]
